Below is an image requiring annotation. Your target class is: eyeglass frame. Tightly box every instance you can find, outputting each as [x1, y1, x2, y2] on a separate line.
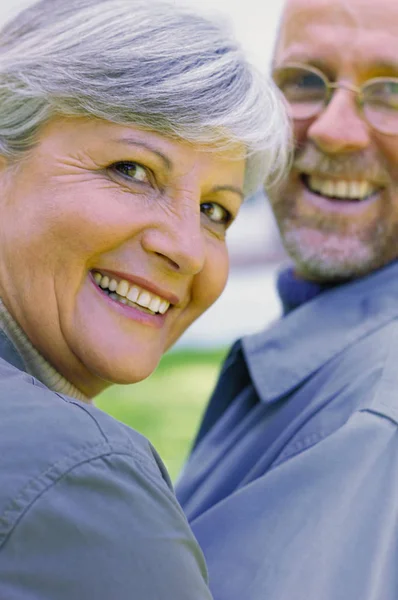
[272, 61, 398, 136]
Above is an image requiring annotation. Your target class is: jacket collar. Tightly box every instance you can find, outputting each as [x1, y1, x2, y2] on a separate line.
[243, 260, 398, 404]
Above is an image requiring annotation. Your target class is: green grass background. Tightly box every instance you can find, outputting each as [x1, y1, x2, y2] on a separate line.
[96, 348, 227, 481]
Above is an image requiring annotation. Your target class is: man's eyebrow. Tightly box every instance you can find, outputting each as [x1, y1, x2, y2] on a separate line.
[275, 55, 345, 84]
[276, 54, 334, 75]
[210, 185, 245, 202]
[112, 138, 172, 170]
[365, 59, 398, 75]
[275, 54, 398, 77]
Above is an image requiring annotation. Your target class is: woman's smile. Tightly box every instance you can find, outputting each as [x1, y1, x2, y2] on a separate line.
[91, 270, 174, 325]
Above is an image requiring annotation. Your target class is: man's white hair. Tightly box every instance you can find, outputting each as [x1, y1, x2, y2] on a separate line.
[0, 0, 291, 195]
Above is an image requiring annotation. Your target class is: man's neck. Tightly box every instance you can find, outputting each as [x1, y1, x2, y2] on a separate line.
[277, 266, 337, 314]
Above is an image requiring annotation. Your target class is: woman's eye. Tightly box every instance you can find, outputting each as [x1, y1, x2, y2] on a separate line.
[112, 161, 150, 184]
[201, 202, 232, 226]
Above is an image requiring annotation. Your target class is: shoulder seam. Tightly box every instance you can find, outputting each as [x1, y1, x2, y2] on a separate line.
[0, 440, 159, 552]
[54, 395, 110, 444]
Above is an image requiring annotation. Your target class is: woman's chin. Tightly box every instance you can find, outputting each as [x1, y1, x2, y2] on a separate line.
[62, 334, 164, 397]
[91, 352, 162, 389]
[66, 297, 168, 393]
[100, 360, 161, 386]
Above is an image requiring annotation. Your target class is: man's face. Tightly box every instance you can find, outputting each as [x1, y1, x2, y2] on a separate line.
[271, 0, 398, 281]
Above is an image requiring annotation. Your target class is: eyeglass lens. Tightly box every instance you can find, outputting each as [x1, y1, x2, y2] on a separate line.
[273, 66, 398, 134]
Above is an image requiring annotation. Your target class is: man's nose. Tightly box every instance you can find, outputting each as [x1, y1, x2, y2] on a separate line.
[141, 204, 206, 276]
[307, 88, 371, 154]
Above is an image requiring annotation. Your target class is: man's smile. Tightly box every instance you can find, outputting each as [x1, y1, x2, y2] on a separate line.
[302, 174, 380, 202]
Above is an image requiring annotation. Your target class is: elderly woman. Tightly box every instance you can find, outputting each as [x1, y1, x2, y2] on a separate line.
[0, 0, 289, 597]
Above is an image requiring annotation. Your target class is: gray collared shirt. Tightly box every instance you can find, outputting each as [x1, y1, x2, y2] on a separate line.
[0, 332, 212, 599]
[177, 261, 398, 600]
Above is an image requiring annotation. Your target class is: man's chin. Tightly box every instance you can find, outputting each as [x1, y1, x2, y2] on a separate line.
[282, 227, 378, 283]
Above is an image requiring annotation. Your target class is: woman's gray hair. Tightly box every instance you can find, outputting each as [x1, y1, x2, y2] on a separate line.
[0, 0, 291, 195]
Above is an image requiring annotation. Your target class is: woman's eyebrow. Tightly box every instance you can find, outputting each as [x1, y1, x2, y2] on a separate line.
[112, 138, 173, 171]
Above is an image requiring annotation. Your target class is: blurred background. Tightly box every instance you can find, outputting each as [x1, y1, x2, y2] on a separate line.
[0, 0, 288, 480]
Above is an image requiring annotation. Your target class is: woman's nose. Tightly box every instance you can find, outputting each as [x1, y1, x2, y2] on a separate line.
[308, 88, 371, 154]
[141, 204, 206, 276]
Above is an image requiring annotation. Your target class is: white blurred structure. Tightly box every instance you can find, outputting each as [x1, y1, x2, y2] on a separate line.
[186, 0, 285, 71]
[0, 0, 285, 67]
[0, 0, 288, 348]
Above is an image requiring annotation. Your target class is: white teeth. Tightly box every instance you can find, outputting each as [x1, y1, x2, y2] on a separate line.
[136, 291, 151, 309]
[148, 296, 161, 313]
[99, 275, 110, 289]
[92, 272, 172, 314]
[158, 300, 170, 315]
[126, 286, 140, 303]
[336, 181, 348, 197]
[116, 279, 129, 297]
[324, 181, 334, 197]
[359, 181, 370, 197]
[308, 175, 377, 200]
[348, 182, 359, 199]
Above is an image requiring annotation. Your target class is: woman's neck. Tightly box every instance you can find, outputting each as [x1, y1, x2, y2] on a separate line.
[0, 298, 89, 402]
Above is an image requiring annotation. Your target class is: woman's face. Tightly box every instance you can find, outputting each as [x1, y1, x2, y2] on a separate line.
[0, 117, 245, 397]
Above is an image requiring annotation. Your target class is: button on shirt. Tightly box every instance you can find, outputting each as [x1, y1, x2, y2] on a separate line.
[177, 261, 398, 600]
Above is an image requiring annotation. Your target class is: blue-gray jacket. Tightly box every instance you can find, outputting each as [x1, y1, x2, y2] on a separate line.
[177, 260, 398, 600]
[0, 333, 212, 599]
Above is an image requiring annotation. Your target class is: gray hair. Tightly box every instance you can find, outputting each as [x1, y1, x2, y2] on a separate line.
[0, 0, 291, 195]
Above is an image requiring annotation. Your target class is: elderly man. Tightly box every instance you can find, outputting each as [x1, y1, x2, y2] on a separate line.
[177, 0, 398, 598]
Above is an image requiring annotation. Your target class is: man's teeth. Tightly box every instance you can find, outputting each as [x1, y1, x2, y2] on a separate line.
[308, 176, 377, 200]
[92, 272, 170, 315]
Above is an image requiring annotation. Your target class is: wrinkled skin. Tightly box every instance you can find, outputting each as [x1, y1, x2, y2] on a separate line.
[0, 117, 245, 398]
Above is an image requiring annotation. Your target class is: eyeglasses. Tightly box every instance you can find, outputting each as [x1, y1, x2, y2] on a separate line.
[272, 62, 398, 136]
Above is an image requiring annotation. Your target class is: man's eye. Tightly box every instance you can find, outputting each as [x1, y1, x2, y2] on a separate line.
[274, 67, 326, 102]
[112, 161, 150, 183]
[201, 202, 232, 226]
[366, 81, 398, 108]
[284, 73, 325, 99]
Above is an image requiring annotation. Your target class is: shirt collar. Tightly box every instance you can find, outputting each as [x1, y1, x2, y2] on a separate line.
[276, 265, 336, 314]
[243, 260, 398, 404]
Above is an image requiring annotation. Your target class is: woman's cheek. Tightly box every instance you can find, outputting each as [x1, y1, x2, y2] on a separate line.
[195, 240, 229, 309]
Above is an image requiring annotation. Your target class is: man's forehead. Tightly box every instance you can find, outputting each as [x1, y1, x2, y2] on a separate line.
[280, 0, 398, 32]
[275, 0, 398, 63]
